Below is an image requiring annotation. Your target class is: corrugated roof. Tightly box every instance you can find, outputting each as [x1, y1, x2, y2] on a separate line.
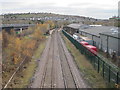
[79, 25, 118, 36]
[66, 23, 119, 38]
[67, 23, 83, 29]
[100, 31, 120, 39]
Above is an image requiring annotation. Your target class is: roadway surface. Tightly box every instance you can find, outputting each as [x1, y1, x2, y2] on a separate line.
[30, 29, 88, 88]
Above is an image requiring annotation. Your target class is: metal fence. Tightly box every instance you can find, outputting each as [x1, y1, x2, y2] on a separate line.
[62, 30, 120, 86]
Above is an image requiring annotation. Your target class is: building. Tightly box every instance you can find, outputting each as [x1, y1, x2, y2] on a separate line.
[63, 23, 82, 35]
[63, 23, 120, 56]
[100, 31, 120, 56]
[79, 25, 117, 47]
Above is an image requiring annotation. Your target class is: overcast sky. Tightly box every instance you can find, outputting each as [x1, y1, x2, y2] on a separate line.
[0, 0, 119, 19]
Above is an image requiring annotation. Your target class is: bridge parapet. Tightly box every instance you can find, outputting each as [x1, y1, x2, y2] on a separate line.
[1, 24, 35, 32]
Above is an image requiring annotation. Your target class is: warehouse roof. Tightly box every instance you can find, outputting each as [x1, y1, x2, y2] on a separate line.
[67, 23, 83, 29]
[100, 31, 120, 39]
[79, 25, 118, 36]
[66, 23, 119, 38]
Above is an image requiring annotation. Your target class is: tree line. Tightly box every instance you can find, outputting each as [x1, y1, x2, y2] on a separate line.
[2, 20, 56, 86]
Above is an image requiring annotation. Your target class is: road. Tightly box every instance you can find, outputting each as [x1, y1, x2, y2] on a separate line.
[30, 29, 88, 88]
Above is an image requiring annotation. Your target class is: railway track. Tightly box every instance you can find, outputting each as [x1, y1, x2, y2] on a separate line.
[31, 29, 88, 88]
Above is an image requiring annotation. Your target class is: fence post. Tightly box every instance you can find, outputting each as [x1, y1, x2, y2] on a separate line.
[116, 72, 119, 84]
[62, 30, 120, 85]
[108, 66, 111, 82]
[98, 58, 100, 73]
[94, 57, 95, 68]
[103, 61, 105, 78]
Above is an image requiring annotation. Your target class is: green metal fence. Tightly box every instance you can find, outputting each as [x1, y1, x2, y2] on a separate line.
[62, 30, 120, 86]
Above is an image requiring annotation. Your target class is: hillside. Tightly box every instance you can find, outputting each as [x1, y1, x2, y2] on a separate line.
[1, 13, 115, 26]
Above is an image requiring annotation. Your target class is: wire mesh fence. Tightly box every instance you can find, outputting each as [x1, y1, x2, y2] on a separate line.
[62, 30, 120, 86]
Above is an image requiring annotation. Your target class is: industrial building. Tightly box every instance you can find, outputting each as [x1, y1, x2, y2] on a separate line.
[63, 23, 82, 35]
[100, 31, 120, 56]
[63, 23, 120, 56]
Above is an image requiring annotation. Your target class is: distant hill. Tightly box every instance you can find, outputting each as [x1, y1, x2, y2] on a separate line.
[1, 12, 115, 26]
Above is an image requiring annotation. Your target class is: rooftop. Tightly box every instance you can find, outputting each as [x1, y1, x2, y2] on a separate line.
[66, 23, 119, 38]
[79, 25, 118, 36]
[67, 23, 83, 29]
[100, 31, 120, 39]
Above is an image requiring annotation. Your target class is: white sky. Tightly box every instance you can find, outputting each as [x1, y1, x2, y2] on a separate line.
[0, 0, 119, 19]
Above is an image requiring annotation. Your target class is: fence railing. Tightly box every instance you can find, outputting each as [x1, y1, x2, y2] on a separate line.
[62, 30, 120, 86]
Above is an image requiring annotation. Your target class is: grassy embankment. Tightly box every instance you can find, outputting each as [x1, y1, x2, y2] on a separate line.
[61, 32, 108, 88]
[7, 37, 46, 88]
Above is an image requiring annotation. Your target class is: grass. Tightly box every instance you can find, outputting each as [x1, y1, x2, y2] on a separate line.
[7, 40, 46, 88]
[61, 32, 108, 88]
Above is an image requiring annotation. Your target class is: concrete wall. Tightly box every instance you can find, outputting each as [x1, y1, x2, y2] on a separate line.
[100, 35, 108, 52]
[93, 36, 100, 48]
[100, 34, 119, 56]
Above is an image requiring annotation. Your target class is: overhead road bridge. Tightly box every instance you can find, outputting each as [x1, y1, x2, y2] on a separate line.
[0, 24, 35, 32]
